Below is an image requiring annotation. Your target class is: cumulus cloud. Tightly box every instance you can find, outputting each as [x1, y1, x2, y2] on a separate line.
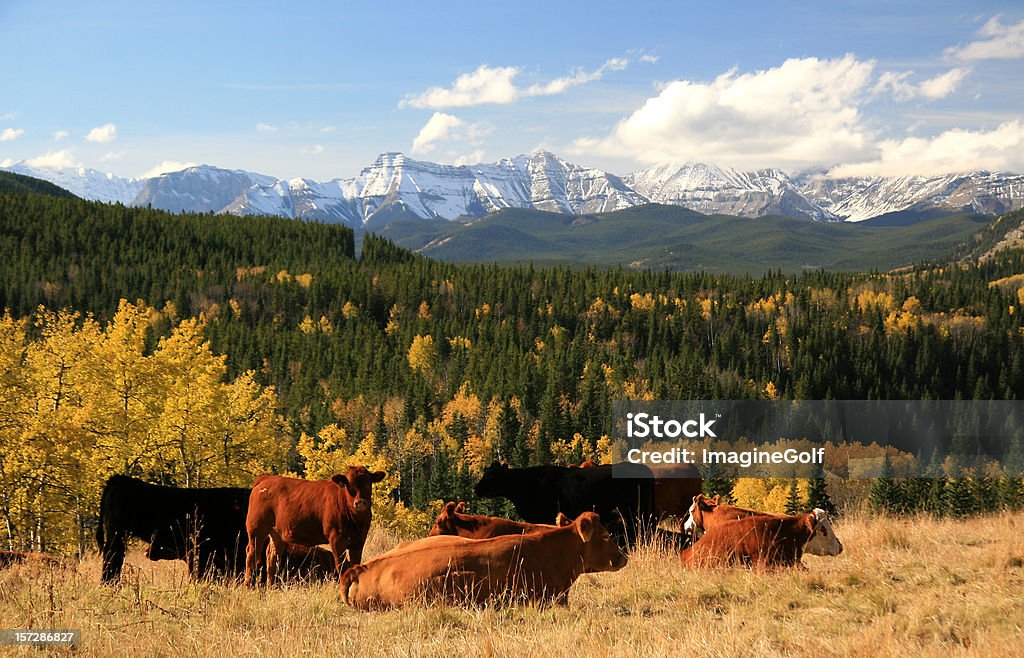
[946, 17, 1024, 61]
[26, 150, 80, 169]
[52, 129, 69, 141]
[874, 67, 970, 100]
[577, 55, 876, 170]
[256, 123, 278, 132]
[639, 54, 659, 64]
[454, 150, 486, 166]
[300, 144, 326, 155]
[830, 120, 1024, 177]
[142, 160, 196, 178]
[401, 66, 519, 109]
[85, 123, 117, 143]
[400, 57, 631, 109]
[412, 112, 465, 153]
[411, 112, 491, 154]
[0, 128, 24, 141]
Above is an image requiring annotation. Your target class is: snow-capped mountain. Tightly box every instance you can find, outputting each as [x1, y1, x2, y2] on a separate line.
[133, 166, 277, 214]
[219, 151, 646, 228]
[4, 153, 1024, 225]
[798, 171, 1024, 221]
[624, 162, 839, 221]
[3, 164, 144, 204]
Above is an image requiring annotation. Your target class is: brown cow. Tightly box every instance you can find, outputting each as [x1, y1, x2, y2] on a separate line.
[427, 501, 569, 539]
[0, 549, 61, 568]
[685, 494, 843, 556]
[244, 466, 386, 585]
[680, 512, 830, 568]
[342, 511, 627, 610]
[265, 541, 337, 583]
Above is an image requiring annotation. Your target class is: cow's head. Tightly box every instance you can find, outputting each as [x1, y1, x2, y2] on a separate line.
[428, 501, 462, 536]
[574, 512, 628, 572]
[473, 461, 510, 498]
[682, 493, 719, 538]
[802, 508, 843, 556]
[332, 466, 386, 514]
[145, 527, 185, 562]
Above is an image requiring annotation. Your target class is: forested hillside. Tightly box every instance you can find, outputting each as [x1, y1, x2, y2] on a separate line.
[2, 192, 1024, 552]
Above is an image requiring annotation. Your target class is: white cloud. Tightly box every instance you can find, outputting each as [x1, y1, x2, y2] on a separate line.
[256, 123, 278, 133]
[0, 158, 14, 167]
[100, 150, 126, 162]
[85, 123, 117, 143]
[401, 66, 520, 109]
[400, 58, 631, 109]
[577, 55, 876, 170]
[320, 126, 336, 133]
[946, 17, 1024, 61]
[830, 120, 1024, 177]
[874, 67, 970, 101]
[142, 160, 196, 178]
[0, 112, 15, 121]
[26, 150, 80, 169]
[918, 67, 970, 99]
[411, 112, 465, 153]
[453, 150, 486, 166]
[640, 54, 659, 64]
[300, 144, 326, 155]
[52, 129, 69, 141]
[0, 128, 24, 142]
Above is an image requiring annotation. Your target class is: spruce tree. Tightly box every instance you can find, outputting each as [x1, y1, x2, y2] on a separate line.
[784, 479, 803, 515]
[806, 476, 836, 516]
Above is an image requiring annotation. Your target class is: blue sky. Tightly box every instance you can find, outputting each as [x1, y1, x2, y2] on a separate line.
[1, 1, 1022, 180]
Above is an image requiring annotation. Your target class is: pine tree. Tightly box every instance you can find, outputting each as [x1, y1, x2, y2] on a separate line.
[784, 479, 803, 515]
[806, 476, 836, 516]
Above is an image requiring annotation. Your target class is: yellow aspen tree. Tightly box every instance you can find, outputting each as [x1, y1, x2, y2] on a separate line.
[152, 318, 228, 487]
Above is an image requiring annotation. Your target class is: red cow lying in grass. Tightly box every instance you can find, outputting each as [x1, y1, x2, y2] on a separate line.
[427, 501, 569, 539]
[342, 511, 627, 610]
[245, 466, 386, 585]
[265, 541, 337, 583]
[684, 493, 843, 557]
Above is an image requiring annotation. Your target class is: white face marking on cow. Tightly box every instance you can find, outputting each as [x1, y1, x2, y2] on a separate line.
[803, 508, 843, 556]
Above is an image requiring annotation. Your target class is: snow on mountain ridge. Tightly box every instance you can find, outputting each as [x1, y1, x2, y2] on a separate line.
[4, 155, 1024, 226]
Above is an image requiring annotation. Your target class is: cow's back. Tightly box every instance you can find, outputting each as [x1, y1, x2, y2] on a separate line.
[681, 515, 813, 568]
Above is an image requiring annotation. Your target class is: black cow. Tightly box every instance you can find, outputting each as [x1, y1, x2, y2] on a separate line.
[474, 461, 694, 546]
[97, 475, 249, 583]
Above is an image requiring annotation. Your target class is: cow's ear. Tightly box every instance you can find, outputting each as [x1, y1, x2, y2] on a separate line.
[555, 512, 571, 526]
[804, 513, 819, 534]
[370, 470, 386, 483]
[455, 502, 468, 514]
[576, 514, 594, 542]
[331, 473, 349, 488]
[711, 494, 721, 505]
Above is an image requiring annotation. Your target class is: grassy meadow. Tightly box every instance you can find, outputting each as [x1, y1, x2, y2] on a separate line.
[2, 513, 1023, 657]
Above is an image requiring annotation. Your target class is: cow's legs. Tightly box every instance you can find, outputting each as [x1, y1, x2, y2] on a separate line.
[245, 530, 268, 587]
[100, 529, 126, 584]
[327, 531, 350, 579]
[266, 529, 284, 586]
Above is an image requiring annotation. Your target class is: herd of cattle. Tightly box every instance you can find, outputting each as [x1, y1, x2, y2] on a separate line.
[2, 461, 844, 609]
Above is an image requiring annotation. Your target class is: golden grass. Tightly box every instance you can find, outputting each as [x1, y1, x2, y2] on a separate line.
[2, 513, 1023, 657]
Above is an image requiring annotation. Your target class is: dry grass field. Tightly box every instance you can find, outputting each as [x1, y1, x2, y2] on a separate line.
[2, 513, 1023, 657]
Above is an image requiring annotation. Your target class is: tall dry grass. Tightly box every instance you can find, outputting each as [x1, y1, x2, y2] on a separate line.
[2, 513, 1023, 657]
